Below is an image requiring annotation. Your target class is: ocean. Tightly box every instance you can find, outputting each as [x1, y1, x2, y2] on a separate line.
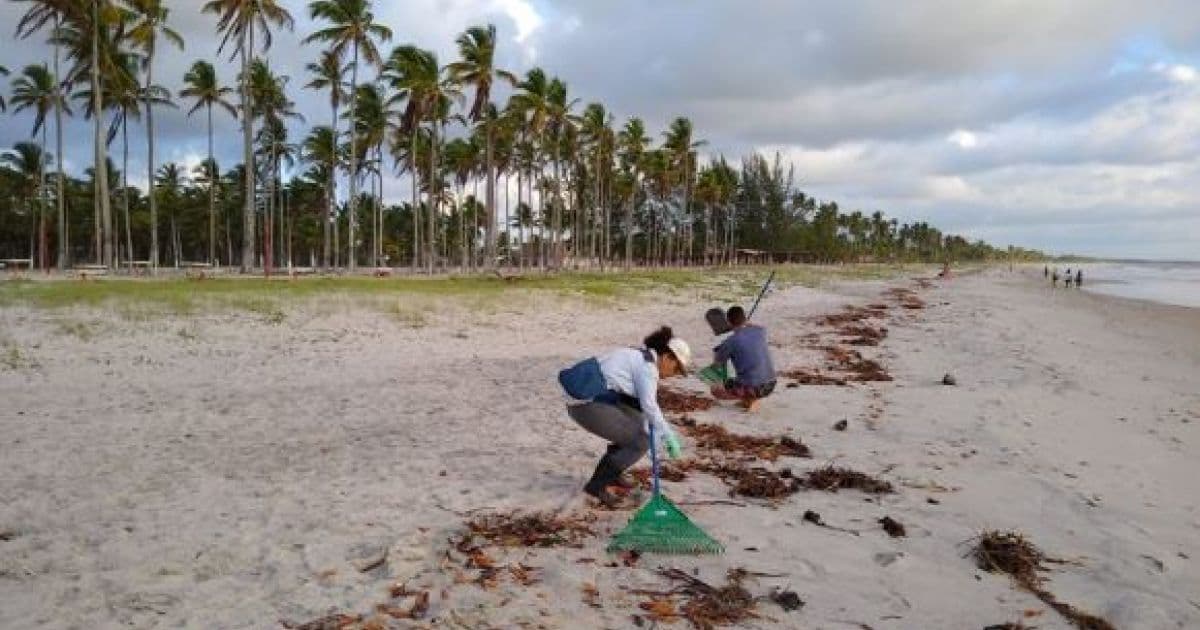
[1057, 261, 1200, 309]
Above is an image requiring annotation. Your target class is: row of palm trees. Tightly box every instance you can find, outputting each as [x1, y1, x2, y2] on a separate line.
[1, 0, 1023, 274]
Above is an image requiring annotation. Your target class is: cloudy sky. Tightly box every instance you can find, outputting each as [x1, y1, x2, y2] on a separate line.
[3, 0, 1199, 259]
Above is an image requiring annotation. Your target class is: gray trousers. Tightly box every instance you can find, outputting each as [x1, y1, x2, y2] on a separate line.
[567, 402, 650, 470]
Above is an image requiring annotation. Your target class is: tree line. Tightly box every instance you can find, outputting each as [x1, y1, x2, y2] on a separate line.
[0, 0, 1040, 273]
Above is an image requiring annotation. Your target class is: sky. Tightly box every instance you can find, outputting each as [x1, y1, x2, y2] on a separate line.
[2, 0, 1199, 260]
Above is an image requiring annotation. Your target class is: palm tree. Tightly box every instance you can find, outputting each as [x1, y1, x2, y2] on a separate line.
[349, 81, 387, 267]
[304, 0, 392, 272]
[508, 68, 552, 269]
[384, 44, 460, 273]
[447, 24, 515, 270]
[248, 59, 302, 274]
[48, 3, 128, 267]
[304, 49, 347, 268]
[1, 142, 46, 259]
[580, 102, 614, 268]
[13, 3, 71, 268]
[10, 64, 65, 269]
[126, 0, 182, 272]
[202, 0, 295, 271]
[154, 162, 185, 266]
[545, 77, 577, 267]
[45, 1, 122, 267]
[192, 157, 221, 261]
[75, 48, 141, 268]
[387, 124, 423, 269]
[181, 60, 236, 266]
[302, 124, 341, 265]
[618, 117, 649, 269]
[664, 117, 705, 266]
[443, 135, 479, 270]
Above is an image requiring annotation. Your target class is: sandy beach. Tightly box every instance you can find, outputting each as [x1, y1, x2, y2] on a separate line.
[1, 267, 1198, 629]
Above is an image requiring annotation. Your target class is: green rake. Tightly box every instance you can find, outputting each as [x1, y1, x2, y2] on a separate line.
[607, 425, 724, 555]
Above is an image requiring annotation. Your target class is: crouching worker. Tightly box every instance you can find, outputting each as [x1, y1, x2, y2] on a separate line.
[558, 326, 692, 507]
[710, 306, 777, 412]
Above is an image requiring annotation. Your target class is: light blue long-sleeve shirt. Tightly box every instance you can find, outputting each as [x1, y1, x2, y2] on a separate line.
[595, 347, 677, 449]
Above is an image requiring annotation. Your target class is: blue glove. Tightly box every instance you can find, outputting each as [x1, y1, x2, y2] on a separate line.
[665, 434, 683, 460]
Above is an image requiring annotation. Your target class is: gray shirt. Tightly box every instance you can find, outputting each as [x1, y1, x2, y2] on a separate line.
[714, 325, 776, 387]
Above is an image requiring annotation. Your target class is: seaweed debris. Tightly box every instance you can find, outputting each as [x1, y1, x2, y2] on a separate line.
[463, 511, 595, 548]
[651, 568, 759, 630]
[659, 388, 717, 413]
[971, 531, 1115, 630]
[674, 416, 811, 460]
[802, 466, 895, 494]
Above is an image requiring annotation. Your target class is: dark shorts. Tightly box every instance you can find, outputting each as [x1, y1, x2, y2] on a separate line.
[722, 379, 776, 400]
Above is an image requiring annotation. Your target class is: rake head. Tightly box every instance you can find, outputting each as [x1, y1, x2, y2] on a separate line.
[607, 492, 724, 555]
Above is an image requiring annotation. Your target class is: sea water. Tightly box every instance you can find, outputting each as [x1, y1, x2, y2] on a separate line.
[1066, 261, 1200, 309]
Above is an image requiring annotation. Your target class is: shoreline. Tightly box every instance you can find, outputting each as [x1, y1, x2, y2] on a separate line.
[1, 267, 1196, 628]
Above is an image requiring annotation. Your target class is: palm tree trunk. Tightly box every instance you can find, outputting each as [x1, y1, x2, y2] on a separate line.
[122, 116, 132, 267]
[240, 29, 254, 272]
[53, 17, 67, 270]
[38, 125, 47, 271]
[410, 132, 419, 271]
[426, 122, 437, 274]
[225, 195, 232, 266]
[146, 42, 159, 273]
[333, 206, 340, 267]
[552, 140, 561, 268]
[264, 142, 275, 276]
[624, 172, 634, 270]
[485, 123, 495, 269]
[347, 42, 359, 272]
[207, 103, 215, 266]
[601, 166, 609, 272]
[502, 171, 510, 270]
[91, 0, 112, 268]
[458, 183, 465, 272]
[516, 166, 523, 271]
[286, 185, 293, 268]
[324, 101, 336, 269]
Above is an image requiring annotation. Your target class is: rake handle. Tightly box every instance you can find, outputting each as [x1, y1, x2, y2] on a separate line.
[748, 270, 776, 320]
[649, 423, 660, 496]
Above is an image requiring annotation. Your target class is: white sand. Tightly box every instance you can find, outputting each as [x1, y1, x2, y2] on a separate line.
[1, 268, 1197, 629]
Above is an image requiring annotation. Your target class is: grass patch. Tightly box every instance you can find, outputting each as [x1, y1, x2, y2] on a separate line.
[0, 264, 924, 318]
[0, 340, 38, 371]
[224, 296, 286, 324]
[385, 300, 428, 328]
[53, 318, 103, 341]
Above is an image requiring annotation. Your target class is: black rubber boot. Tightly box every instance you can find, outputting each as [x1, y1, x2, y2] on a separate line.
[604, 444, 636, 489]
[583, 456, 624, 508]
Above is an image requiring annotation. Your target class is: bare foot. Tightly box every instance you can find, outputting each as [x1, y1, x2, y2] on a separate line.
[739, 399, 761, 413]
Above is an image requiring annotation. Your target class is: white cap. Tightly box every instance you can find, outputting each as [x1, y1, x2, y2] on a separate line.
[667, 337, 693, 373]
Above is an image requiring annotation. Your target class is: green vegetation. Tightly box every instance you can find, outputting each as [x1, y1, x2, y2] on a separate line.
[0, 263, 927, 317]
[0, 336, 38, 371]
[1, 1, 1038, 277]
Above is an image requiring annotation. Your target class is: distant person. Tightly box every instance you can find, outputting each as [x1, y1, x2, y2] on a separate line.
[938, 261, 952, 278]
[1052, 269, 1059, 287]
[709, 306, 777, 412]
[1075, 269, 1083, 288]
[558, 326, 691, 507]
[1044, 265, 1049, 279]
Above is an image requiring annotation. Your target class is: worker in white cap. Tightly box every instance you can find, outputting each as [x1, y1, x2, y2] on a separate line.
[558, 326, 692, 507]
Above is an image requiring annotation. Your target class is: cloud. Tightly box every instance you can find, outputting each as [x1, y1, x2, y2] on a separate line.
[1153, 62, 1198, 84]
